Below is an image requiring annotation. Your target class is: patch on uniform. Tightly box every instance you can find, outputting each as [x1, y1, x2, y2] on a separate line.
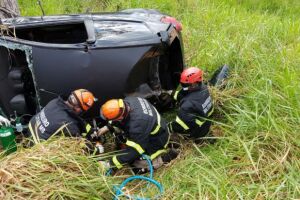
[137, 97, 153, 116]
[37, 109, 50, 134]
[202, 96, 212, 114]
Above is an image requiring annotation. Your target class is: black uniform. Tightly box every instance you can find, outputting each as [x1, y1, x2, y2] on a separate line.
[27, 97, 91, 142]
[169, 83, 214, 139]
[109, 97, 169, 169]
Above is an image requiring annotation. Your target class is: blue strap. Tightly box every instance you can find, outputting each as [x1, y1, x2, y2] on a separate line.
[105, 168, 113, 176]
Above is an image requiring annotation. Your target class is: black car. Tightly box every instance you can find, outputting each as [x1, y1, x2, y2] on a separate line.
[0, 9, 184, 118]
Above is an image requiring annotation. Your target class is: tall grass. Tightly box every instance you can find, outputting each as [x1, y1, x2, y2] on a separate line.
[1, 0, 299, 199]
[0, 138, 117, 199]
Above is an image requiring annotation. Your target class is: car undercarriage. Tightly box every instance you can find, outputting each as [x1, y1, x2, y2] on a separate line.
[0, 9, 184, 120]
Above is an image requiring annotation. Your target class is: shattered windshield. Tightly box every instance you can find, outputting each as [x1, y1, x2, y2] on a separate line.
[94, 21, 150, 40]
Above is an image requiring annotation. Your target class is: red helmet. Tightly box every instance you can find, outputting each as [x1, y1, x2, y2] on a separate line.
[161, 16, 183, 32]
[180, 67, 203, 84]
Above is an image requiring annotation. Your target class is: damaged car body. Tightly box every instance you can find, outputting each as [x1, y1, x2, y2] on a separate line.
[0, 9, 184, 119]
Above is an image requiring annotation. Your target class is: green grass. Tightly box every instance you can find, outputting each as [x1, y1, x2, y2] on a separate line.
[2, 0, 300, 199]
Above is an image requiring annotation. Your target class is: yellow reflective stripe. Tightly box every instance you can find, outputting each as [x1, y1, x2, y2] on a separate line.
[151, 125, 160, 135]
[126, 140, 145, 154]
[173, 90, 179, 100]
[164, 129, 171, 149]
[112, 156, 123, 169]
[207, 107, 214, 117]
[86, 124, 92, 133]
[82, 124, 92, 137]
[195, 119, 204, 126]
[194, 107, 214, 128]
[168, 122, 173, 133]
[150, 149, 167, 160]
[175, 116, 189, 130]
[150, 107, 161, 135]
[28, 122, 40, 144]
[118, 99, 124, 108]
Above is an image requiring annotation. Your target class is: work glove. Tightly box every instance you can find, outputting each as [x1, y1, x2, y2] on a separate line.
[95, 142, 105, 154]
[97, 125, 109, 136]
[161, 148, 179, 163]
[0, 115, 10, 126]
[115, 134, 127, 150]
[98, 160, 111, 171]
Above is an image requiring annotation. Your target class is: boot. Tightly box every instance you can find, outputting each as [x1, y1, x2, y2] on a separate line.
[161, 148, 179, 163]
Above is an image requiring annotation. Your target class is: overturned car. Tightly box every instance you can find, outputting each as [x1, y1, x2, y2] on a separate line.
[0, 9, 184, 119]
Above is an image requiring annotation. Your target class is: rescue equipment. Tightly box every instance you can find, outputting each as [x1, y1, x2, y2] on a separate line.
[112, 154, 164, 200]
[0, 125, 17, 155]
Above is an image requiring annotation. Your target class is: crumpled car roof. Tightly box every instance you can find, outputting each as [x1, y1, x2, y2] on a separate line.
[1, 10, 171, 47]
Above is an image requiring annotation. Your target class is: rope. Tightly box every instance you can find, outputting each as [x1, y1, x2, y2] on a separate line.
[111, 154, 164, 200]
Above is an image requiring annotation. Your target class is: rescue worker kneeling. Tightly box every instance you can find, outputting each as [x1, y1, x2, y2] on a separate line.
[168, 67, 214, 142]
[26, 89, 96, 143]
[98, 97, 178, 174]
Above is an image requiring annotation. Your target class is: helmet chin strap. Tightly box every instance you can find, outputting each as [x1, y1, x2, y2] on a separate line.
[181, 82, 202, 91]
[115, 102, 130, 122]
[123, 103, 130, 119]
[67, 94, 84, 115]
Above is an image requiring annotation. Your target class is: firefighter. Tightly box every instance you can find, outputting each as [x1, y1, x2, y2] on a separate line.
[0, 115, 10, 126]
[97, 97, 178, 173]
[26, 89, 96, 143]
[168, 67, 214, 142]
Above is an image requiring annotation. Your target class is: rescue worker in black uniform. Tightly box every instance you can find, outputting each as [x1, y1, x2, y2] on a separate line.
[168, 67, 214, 141]
[97, 97, 177, 173]
[27, 89, 96, 143]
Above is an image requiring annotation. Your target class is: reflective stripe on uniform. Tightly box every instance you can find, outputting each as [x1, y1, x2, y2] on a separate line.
[164, 128, 171, 149]
[195, 119, 204, 126]
[193, 106, 214, 127]
[150, 149, 167, 160]
[126, 140, 145, 154]
[207, 107, 214, 117]
[173, 90, 179, 101]
[175, 116, 189, 130]
[86, 124, 92, 133]
[28, 122, 40, 144]
[168, 122, 173, 133]
[194, 107, 214, 127]
[150, 107, 161, 135]
[112, 156, 123, 169]
[82, 123, 92, 137]
[151, 121, 171, 159]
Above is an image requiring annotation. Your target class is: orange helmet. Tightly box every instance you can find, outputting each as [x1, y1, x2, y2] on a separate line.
[100, 99, 126, 121]
[70, 89, 95, 111]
